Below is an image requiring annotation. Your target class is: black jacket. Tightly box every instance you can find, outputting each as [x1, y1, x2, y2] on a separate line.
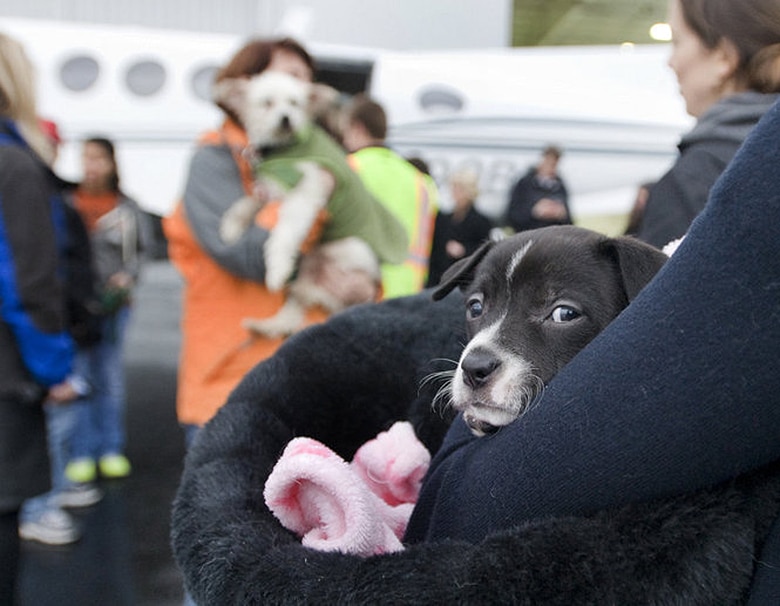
[506, 168, 571, 233]
[0, 119, 74, 511]
[426, 207, 493, 287]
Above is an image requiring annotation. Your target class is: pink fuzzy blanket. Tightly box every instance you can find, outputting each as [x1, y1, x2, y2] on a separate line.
[264, 421, 430, 556]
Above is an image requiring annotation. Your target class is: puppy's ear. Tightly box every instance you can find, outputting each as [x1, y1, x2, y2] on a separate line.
[212, 77, 248, 116]
[432, 240, 495, 301]
[601, 236, 668, 302]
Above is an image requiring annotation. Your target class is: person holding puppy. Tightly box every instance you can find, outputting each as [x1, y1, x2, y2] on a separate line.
[164, 38, 377, 444]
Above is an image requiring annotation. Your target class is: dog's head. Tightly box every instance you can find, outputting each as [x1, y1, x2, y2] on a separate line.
[213, 71, 311, 150]
[432, 225, 668, 436]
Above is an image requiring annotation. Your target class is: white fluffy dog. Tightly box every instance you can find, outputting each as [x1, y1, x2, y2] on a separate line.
[215, 72, 406, 337]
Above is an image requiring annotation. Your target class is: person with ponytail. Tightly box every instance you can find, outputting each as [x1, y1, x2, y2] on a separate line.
[637, 0, 780, 248]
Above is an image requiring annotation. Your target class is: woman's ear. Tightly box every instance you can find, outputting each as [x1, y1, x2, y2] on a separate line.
[714, 38, 742, 88]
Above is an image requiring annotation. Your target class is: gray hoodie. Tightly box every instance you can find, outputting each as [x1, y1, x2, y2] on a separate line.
[638, 91, 779, 248]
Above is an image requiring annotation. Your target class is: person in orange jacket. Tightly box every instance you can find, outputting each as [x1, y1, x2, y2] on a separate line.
[164, 38, 376, 443]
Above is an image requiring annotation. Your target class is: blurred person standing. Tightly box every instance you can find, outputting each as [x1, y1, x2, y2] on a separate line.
[163, 38, 379, 446]
[18, 122, 105, 547]
[637, 0, 780, 248]
[426, 168, 493, 287]
[64, 137, 148, 484]
[505, 144, 571, 233]
[0, 31, 77, 601]
[341, 94, 438, 298]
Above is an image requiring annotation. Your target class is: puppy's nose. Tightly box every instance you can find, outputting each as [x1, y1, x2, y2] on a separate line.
[461, 349, 501, 389]
[280, 114, 291, 130]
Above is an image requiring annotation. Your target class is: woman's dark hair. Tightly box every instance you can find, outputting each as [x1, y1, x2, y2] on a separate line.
[679, 0, 780, 92]
[85, 136, 120, 193]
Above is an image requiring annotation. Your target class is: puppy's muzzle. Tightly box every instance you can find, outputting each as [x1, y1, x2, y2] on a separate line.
[460, 348, 503, 435]
[461, 349, 501, 389]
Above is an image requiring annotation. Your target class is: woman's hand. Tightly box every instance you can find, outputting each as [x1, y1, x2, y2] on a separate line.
[532, 197, 568, 221]
[107, 270, 134, 290]
[47, 381, 80, 404]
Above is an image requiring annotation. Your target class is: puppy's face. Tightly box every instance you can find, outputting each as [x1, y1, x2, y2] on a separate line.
[433, 225, 667, 436]
[215, 71, 310, 150]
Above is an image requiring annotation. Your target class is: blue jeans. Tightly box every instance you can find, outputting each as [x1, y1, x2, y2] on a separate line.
[21, 401, 78, 521]
[70, 307, 131, 460]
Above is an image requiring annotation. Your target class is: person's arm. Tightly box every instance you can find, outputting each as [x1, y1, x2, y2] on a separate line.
[182, 144, 270, 281]
[558, 178, 572, 222]
[505, 174, 535, 232]
[117, 194, 153, 282]
[458, 209, 493, 257]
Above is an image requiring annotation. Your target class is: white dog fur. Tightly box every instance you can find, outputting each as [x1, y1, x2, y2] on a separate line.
[214, 71, 380, 338]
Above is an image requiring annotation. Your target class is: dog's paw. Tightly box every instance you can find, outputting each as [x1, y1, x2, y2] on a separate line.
[264, 258, 296, 292]
[219, 216, 247, 244]
[264, 239, 298, 291]
[219, 196, 261, 244]
[242, 316, 297, 339]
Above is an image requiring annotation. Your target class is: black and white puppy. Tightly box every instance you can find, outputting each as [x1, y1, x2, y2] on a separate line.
[433, 225, 668, 436]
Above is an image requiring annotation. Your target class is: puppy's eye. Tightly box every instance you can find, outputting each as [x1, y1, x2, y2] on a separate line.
[550, 305, 581, 323]
[467, 296, 484, 319]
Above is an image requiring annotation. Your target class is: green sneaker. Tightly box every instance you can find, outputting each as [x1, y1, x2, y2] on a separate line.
[65, 458, 97, 484]
[99, 454, 132, 479]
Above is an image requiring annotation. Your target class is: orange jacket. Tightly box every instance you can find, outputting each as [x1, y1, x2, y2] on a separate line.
[163, 121, 327, 426]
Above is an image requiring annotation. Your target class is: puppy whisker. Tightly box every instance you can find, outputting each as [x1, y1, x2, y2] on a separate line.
[516, 373, 545, 417]
[421, 368, 457, 414]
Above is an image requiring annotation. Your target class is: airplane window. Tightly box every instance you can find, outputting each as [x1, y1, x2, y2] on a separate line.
[60, 55, 100, 92]
[191, 65, 220, 102]
[418, 86, 465, 114]
[126, 60, 167, 97]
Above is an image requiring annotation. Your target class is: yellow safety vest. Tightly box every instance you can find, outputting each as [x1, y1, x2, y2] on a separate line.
[348, 147, 438, 298]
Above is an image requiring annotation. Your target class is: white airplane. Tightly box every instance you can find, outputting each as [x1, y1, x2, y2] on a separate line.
[2, 16, 692, 234]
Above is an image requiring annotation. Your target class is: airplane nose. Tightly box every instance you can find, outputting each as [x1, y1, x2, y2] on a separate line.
[461, 349, 501, 389]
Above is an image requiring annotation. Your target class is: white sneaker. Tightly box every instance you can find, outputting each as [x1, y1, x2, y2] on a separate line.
[19, 508, 80, 545]
[54, 483, 104, 509]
